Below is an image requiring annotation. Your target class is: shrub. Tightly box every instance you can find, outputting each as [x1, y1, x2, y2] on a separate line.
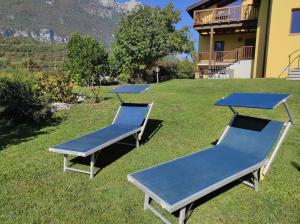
[176, 59, 195, 79]
[0, 59, 6, 69]
[36, 71, 76, 103]
[0, 77, 52, 123]
[154, 59, 178, 81]
[23, 58, 41, 72]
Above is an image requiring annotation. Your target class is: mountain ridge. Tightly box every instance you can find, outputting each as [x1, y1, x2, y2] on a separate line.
[0, 0, 141, 45]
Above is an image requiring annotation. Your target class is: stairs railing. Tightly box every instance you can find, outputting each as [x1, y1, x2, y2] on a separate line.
[289, 49, 300, 69]
[279, 49, 300, 78]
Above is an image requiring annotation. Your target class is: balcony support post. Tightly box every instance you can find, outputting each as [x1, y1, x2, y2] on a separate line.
[209, 27, 214, 72]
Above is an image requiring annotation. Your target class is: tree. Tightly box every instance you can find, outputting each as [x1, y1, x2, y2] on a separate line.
[65, 32, 108, 102]
[110, 3, 194, 82]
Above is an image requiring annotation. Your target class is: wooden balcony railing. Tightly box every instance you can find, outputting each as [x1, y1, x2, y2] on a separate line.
[194, 4, 259, 26]
[198, 46, 255, 65]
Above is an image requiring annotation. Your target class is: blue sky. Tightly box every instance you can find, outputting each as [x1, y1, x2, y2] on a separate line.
[119, 0, 199, 50]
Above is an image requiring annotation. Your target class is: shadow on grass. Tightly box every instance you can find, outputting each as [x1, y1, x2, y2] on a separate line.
[0, 117, 63, 151]
[211, 139, 219, 145]
[291, 161, 300, 171]
[171, 176, 253, 222]
[70, 119, 163, 174]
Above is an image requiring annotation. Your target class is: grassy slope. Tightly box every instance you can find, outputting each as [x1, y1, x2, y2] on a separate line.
[0, 79, 299, 224]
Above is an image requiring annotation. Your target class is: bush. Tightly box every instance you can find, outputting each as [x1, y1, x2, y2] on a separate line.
[153, 59, 178, 82]
[176, 59, 195, 79]
[0, 59, 6, 69]
[23, 58, 41, 72]
[147, 58, 195, 82]
[0, 78, 52, 123]
[36, 71, 76, 103]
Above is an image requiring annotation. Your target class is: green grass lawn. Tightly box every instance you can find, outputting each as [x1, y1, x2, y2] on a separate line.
[0, 79, 300, 224]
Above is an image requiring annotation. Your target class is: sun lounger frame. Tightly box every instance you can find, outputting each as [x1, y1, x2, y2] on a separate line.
[128, 93, 293, 224]
[49, 85, 154, 178]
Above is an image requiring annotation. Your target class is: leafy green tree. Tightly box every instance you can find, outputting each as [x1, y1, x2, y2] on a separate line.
[110, 3, 194, 82]
[65, 32, 108, 102]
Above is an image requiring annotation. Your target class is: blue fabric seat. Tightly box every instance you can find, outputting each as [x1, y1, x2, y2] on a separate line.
[128, 92, 292, 224]
[49, 84, 154, 179]
[129, 116, 284, 209]
[53, 124, 137, 154]
[50, 103, 151, 157]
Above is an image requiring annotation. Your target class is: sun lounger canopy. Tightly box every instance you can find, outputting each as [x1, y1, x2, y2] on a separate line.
[214, 93, 290, 109]
[110, 84, 151, 94]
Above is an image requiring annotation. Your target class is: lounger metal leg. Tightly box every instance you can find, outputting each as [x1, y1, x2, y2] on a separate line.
[135, 133, 139, 148]
[143, 195, 188, 224]
[144, 194, 150, 210]
[185, 202, 194, 221]
[240, 169, 259, 191]
[253, 170, 259, 192]
[144, 194, 172, 224]
[90, 153, 95, 179]
[178, 207, 186, 224]
[63, 154, 68, 172]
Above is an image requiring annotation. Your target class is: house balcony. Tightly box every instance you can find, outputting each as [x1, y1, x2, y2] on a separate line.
[198, 46, 255, 66]
[193, 4, 259, 28]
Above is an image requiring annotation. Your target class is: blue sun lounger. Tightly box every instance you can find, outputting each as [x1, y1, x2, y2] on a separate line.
[128, 93, 293, 224]
[50, 84, 154, 178]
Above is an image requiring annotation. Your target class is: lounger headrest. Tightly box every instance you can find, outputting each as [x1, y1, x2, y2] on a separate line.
[114, 103, 150, 128]
[219, 115, 284, 160]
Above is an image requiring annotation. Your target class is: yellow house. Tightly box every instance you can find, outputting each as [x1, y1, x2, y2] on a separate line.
[187, 0, 300, 79]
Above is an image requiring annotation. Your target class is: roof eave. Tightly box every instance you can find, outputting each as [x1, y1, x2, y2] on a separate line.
[186, 0, 218, 17]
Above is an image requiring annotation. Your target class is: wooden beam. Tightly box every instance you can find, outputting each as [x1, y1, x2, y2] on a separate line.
[209, 27, 214, 71]
[195, 23, 243, 30]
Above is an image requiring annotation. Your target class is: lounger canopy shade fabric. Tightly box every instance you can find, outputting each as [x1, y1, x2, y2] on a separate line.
[128, 92, 293, 224]
[49, 85, 154, 178]
[214, 93, 290, 109]
[109, 84, 151, 94]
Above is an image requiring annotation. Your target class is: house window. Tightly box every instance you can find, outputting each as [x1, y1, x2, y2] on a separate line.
[214, 41, 224, 51]
[291, 9, 300, 34]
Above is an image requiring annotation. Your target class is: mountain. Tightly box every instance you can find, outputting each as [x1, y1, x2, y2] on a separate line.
[0, 0, 141, 45]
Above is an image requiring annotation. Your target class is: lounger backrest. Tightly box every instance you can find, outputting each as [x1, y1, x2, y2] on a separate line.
[219, 115, 284, 160]
[114, 103, 150, 128]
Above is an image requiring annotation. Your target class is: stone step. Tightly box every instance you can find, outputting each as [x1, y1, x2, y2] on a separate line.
[288, 70, 300, 74]
[289, 68, 300, 72]
[287, 77, 300, 80]
[287, 74, 300, 77]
